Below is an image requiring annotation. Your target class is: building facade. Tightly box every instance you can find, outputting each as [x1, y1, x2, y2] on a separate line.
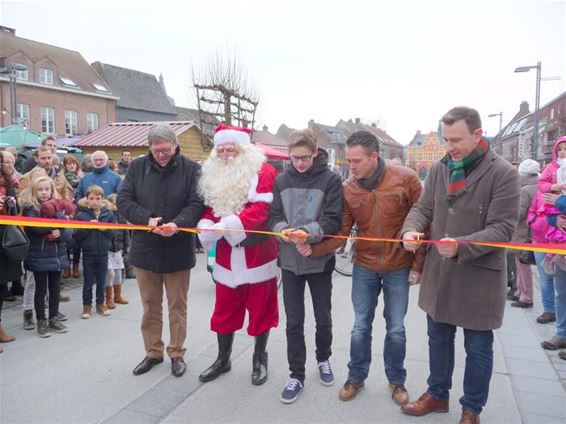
[0, 26, 117, 137]
[406, 131, 445, 180]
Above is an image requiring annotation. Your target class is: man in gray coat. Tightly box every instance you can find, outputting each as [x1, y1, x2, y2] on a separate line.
[401, 107, 519, 424]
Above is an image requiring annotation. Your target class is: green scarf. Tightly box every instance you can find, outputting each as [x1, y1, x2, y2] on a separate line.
[445, 138, 489, 205]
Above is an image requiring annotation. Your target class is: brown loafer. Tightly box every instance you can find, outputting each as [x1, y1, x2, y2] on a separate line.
[171, 357, 187, 377]
[460, 410, 480, 424]
[511, 300, 533, 308]
[541, 336, 566, 350]
[401, 392, 449, 416]
[536, 312, 556, 324]
[133, 356, 164, 375]
[389, 383, 409, 406]
[338, 380, 364, 401]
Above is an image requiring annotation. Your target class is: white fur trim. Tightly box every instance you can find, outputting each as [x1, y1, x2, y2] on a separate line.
[247, 174, 273, 204]
[212, 248, 279, 288]
[214, 129, 251, 147]
[221, 214, 246, 246]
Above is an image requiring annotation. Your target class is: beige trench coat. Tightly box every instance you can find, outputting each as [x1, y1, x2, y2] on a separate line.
[402, 149, 520, 330]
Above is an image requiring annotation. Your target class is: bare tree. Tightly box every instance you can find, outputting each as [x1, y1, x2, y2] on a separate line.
[191, 50, 259, 149]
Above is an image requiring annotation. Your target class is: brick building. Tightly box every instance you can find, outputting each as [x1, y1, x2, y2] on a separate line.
[406, 130, 445, 180]
[0, 26, 117, 137]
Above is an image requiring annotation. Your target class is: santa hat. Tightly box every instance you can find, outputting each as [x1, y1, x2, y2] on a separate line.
[213, 124, 252, 147]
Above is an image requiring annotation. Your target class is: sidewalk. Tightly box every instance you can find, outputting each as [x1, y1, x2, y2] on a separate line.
[0, 255, 564, 423]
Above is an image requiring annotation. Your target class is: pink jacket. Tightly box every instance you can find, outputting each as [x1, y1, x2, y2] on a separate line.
[539, 136, 566, 193]
[528, 191, 550, 243]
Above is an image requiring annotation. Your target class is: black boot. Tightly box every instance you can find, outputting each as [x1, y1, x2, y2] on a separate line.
[251, 330, 269, 386]
[199, 333, 234, 382]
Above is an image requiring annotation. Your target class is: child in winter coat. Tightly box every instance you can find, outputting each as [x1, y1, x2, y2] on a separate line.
[104, 194, 129, 309]
[539, 136, 566, 273]
[21, 176, 74, 338]
[74, 185, 116, 319]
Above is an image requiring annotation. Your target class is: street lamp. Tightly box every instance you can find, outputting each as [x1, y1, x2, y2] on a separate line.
[488, 112, 503, 133]
[0, 63, 27, 125]
[514, 61, 541, 161]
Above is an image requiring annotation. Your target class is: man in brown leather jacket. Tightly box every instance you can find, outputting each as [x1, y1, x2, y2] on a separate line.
[298, 130, 424, 407]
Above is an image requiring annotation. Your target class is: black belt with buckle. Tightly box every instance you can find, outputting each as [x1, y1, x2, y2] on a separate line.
[235, 233, 271, 248]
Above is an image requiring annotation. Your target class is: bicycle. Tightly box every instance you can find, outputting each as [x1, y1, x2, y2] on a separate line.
[334, 226, 357, 277]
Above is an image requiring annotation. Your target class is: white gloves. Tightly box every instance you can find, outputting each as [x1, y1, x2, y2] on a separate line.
[198, 221, 226, 246]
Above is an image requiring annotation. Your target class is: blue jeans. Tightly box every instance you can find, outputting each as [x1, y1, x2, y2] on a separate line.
[348, 265, 409, 385]
[82, 254, 108, 306]
[534, 251, 556, 313]
[426, 315, 494, 415]
[554, 267, 566, 339]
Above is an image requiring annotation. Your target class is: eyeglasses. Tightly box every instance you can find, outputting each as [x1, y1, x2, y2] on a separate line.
[290, 155, 313, 163]
[151, 146, 174, 156]
[216, 147, 237, 155]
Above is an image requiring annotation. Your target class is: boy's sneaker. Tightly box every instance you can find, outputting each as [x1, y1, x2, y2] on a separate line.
[280, 378, 303, 404]
[56, 312, 67, 322]
[81, 305, 92, 319]
[49, 318, 68, 333]
[37, 319, 51, 338]
[96, 304, 111, 316]
[318, 360, 335, 386]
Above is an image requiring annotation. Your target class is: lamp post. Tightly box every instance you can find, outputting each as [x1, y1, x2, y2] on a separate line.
[514, 61, 541, 161]
[488, 112, 503, 133]
[0, 64, 27, 125]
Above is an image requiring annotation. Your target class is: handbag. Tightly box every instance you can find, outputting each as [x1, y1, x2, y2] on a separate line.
[518, 217, 537, 265]
[1, 203, 30, 261]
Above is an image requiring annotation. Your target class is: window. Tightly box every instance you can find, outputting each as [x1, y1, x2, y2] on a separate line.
[59, 76, 78, 87]
[41, 107, 55, 134]
[14, 63, 28, 80]
[86, 113, 99, 133]
[39, 68, 53, 85]
[65, 110, 78, 136]
[92, 83, 109, 92]
[16, 104, 29, 124]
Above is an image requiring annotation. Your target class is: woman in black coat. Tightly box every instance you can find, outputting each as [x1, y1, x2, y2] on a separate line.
[0, 151, 21, 351]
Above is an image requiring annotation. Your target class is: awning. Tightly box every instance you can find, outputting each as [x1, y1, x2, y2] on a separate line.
[0, 125, 43, 149]
[253, 142, 289, 160]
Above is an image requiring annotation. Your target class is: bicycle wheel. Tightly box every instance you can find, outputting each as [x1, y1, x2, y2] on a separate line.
[334, 250, 354, 276]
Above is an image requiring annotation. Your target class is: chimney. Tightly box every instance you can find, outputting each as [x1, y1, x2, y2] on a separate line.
[308, 119, 315, 129]
[519, 101, 530, 117]
[158, 73, 167, 95]
[262, 125, 268, 132]
[355, 118, 361, 124]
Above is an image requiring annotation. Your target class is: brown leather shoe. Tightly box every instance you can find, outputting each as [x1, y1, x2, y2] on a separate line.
[460, 410, 480, 424]
[338, 380, 364, 401]
[401, 392, 449, 416]
[389, 383, 409, 406]
[537, 312, 556, 324]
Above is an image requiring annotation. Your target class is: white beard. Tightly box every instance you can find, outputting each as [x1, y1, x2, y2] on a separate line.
[199, 144, 266, 218]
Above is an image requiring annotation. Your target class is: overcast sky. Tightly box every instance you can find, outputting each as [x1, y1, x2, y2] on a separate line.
[2, 0, 565, 144]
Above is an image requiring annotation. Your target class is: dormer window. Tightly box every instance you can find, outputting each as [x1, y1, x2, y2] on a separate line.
[92, 83, 108, 92]
[39, 68, 54, 85]
[14, 63, 28, 80]
[59, 76, 78, 88]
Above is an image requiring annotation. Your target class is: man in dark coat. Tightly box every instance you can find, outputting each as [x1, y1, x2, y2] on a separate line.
[117, 124, 204, 378]
[401, 107, 519, 424]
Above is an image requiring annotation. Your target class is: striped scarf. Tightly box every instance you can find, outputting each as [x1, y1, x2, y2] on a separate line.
[445, 138, 489, 205]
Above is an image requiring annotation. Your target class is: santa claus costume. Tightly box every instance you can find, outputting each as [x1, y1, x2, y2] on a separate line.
[197, 124, 279, 386]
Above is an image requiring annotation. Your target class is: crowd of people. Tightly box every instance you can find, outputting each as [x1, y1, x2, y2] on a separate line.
[0, 108, 565, 424]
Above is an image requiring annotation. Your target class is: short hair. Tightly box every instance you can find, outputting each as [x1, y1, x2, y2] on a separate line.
[86, 184, 104, 198]
[346, 131, 380, 154]
[107, 193, 117, 204]
[122, 150, 130, 155]
[287, 129, 319, 152]
[441, 106, 482, 133]
[148, 124, 178, 146]
[34, 146, 52, 158]
[52, 155, 61, 166]
[1, 150, 15, 163]
[41, 136, 56, 146]
[92, 150, 108, 160]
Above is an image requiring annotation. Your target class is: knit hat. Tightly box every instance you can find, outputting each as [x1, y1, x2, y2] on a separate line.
[213, 124, 252, 148]
[518, 158, 540, 176]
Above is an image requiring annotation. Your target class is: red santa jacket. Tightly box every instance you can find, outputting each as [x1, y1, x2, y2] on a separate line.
[198, 162, 279, 288]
